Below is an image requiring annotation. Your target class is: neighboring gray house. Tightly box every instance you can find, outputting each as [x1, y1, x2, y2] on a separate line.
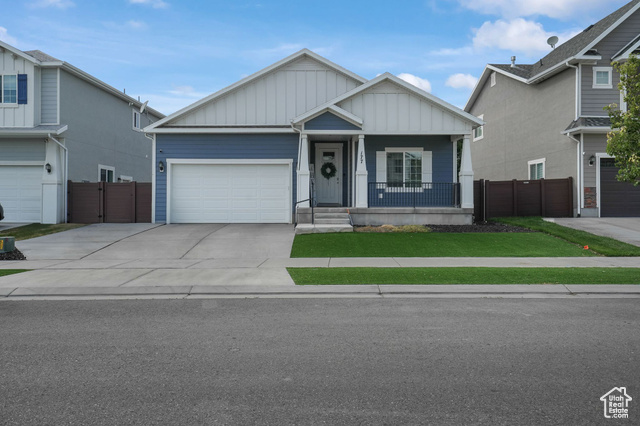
[0, 40, 163, 224]
[465, 0, 640, 217]
[145, 49, 482, 228]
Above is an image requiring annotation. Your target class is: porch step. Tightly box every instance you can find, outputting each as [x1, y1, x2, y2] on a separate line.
[314, 212, 351, 225]
[295, 224, 353, 234]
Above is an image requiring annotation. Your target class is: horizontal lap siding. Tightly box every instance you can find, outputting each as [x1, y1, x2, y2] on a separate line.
[305, 112, 360, 131]
[155, 134, 298, 223]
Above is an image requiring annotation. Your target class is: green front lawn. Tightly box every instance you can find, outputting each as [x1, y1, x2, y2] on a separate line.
[288, 267, 640, 285]
[291, 232, 595, 258]
[0, 223, 86, 241]
[494, 217, 640, 257]
[0, 270, 28, 278]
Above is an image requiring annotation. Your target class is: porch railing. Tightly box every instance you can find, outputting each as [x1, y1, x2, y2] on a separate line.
[368, 182, 461, 208]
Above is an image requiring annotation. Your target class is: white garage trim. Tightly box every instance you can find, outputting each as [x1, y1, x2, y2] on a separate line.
[166, 159, 293, 224]
[595, 152, 613, 218]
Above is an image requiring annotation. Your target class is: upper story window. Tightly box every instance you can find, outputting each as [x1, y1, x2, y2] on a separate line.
[593, 67, 613, 89]
[528, 158, 545, 180]
[1, 75, 17, 104]
[490, 72, 497, 87]
[133, 110, 141, 130]
[473, 114, 484, 141]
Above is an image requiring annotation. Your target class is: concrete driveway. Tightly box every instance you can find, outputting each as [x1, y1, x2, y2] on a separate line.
[14, 223, 296, 261]
[549, 217, 640, 247]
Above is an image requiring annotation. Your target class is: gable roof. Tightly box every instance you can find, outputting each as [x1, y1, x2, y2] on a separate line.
[295, 72, 483, 128]
[466, 0, 640, 111]
[146, 49, 367, 132]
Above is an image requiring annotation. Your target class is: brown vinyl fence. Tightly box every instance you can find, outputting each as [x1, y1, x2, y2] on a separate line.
[474, 177, 573, 222]
[68, 181, 152, 223]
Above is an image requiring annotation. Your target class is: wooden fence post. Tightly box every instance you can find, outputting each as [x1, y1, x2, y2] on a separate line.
[512, 179, 518, 216]
[540, 178, 546, 217]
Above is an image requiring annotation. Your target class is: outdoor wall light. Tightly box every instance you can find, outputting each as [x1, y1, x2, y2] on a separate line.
[45, 163, 52, 174]
[158, 161, 165, 173]
[589, 155, 596, 166]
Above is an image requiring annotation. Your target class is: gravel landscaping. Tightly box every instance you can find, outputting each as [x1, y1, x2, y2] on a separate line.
[0, 249, 27, 261]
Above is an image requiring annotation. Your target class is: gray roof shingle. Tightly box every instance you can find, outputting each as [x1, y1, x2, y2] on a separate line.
[564, 117, 612, 132]
[24, 50, 60, 62]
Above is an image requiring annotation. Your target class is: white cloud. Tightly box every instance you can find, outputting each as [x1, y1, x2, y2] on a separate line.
[446, 73, 479, 90]
[127, 20, 148, 30]
[0, 27, 18, 45]
[129, 0, 169, 9]
[473, 19, 580, 55]
[458, 0, 612, 19]
[397, 73, 432, 93]
[30, 0, 74, 8]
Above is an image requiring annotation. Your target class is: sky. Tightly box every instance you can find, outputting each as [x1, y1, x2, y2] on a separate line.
[0, 0, 631, 116]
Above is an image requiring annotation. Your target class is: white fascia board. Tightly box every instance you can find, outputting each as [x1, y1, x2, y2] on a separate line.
[308, 130, 474, 136]
[149, 127, 296, 134]
[0, 40, 40, 64]
[59, 63, 165, 119]
[562, 126, 611, 135]
[464, 67, 493, 112]
[167, 158, 293, 165]
[0, 124, 68, 137]
[577, 2, 640, 59]
[147, 49, 368, 132]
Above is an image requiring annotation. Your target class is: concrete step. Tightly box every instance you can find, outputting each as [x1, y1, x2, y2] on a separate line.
[295, 224, 354, 234]
[314, 213, 350, 219]
[314, 218, 352, 225]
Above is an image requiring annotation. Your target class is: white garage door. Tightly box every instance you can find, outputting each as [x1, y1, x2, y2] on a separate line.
[169, 162, 291, 223]
[0, 166, 42, 222]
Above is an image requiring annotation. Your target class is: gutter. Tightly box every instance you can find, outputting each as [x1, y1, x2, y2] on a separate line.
[48, 133, 69, 223]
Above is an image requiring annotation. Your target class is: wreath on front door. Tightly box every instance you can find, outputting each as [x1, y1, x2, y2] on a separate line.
[320, 162, 337, 180]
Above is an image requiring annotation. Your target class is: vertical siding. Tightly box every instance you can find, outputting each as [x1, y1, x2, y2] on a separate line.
[0, 50, 36, 127]
[41, 68, 58, 124]
[155, 134, 299, 222]
[170, 56, 363, 126]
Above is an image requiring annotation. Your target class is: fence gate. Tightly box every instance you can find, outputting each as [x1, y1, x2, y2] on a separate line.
[68, 181, 151, 223]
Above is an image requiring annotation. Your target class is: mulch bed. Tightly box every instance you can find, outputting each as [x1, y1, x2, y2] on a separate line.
[427, 222, 533, 233]
[0, 249, 27, 261]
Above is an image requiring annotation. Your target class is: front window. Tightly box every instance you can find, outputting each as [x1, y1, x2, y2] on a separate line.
[528, 159, 545, 180]
[387, 150, 422, 188]
[1, 75, 17, 104]
[593, 67, 612, 89]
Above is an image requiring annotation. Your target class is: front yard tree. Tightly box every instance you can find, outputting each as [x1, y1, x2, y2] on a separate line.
[606, 54, 640, 185]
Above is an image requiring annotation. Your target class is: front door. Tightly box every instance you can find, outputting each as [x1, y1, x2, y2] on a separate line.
[315, 144, 343, 206]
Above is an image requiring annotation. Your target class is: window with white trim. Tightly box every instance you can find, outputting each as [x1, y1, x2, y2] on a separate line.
[133, 110, 141, 130]
[99, 165, 115, 182]
[1, 74, 17, 104]
[593, 67, 612, 89]
[490, 72, 496, 87]
[473, 114, 484, 141]
[528, 158, 545, 180]
[376, 148, 432, 189]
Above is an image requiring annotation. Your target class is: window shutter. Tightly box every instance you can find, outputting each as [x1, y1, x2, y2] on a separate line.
[17, 74, 27, 105]
[422, 151, 432, 184]
[376, 151, 386, 183]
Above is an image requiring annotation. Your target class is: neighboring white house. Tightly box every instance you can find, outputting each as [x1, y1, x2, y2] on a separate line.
[0, 40, 163, 224]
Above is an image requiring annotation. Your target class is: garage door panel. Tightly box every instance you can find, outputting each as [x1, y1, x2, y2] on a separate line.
[170, 163, 291, 223]
[601, 159, 640, 217]
[0, 166, 42, 222]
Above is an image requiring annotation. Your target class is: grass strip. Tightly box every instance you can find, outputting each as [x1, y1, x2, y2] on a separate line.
[0, 223, 86, 241]
[291, 232, 595, 258]
[0, 270, 28, 278]
[288, 267, 640, 285]
[494, 217, 640, 257]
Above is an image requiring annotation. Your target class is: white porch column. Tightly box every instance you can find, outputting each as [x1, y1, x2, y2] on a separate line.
[355, 134, 368, 208]
[459, 135, 474, 209]
[296, 133, 310, 208]
[42, 138, 64, 224]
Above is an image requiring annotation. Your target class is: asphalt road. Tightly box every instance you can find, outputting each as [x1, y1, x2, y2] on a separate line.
[1, 299, 637, 425]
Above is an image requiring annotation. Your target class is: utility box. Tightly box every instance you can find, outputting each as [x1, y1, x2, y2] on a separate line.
[0, 237, 15, 253]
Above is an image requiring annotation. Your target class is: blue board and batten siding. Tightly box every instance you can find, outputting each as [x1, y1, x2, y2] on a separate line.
[155, 134, 299, 223]
[305, 112, 361, 131]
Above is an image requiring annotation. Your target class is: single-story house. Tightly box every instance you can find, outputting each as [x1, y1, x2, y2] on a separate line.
[144, 49, 482, 228]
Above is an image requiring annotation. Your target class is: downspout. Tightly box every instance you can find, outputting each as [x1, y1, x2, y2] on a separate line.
[565, 132, 582, 216]
[48, 134, 69, 223]
[565, 62, 579, 120]
[145, 133, 156, 223]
